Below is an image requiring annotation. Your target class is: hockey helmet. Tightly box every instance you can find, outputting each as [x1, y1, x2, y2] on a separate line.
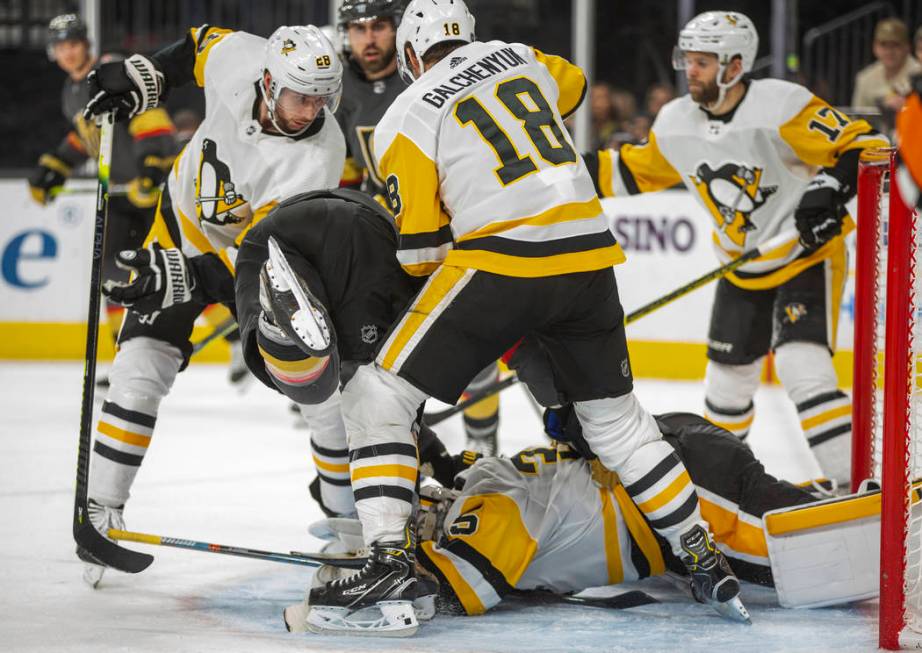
[337, 0, 407, 54]
[672, 11, 758, 105]
[47, 13, 88, 60]
[261, 25, 344, 136]
[395, 0, 475, 84]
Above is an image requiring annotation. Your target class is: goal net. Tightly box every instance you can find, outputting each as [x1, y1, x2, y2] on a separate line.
[852, 149, 922, 650]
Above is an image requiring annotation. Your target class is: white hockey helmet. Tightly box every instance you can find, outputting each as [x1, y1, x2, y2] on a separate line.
[395, 0, 476, 84]
[261, 25, 344, 136]
[672, 11, 758, 106]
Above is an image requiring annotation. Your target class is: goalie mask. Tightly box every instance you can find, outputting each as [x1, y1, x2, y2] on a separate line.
[672, 11, 757, 110]
[395, 0, 475, 84]
[261, 25, 344, 137]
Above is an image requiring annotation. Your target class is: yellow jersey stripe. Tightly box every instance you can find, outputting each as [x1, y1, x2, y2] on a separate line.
[598, 149, 615, 198]
[801, 404, 851, 431]
[351, 463, 418, 482]
[178, 207, 216, 255]
[444, 243, 625, 278]
[532, 48, 586, 118]
[378, 132, 449, 234]
[97, 421, 152, 448]
[600, 489, 624, 584]
[257, 346, 326, 374]
[635, 470, 693, 514]
[420, 540, 486, 615]
[456, 198, 605, 241]
[192, 27, 234, 87]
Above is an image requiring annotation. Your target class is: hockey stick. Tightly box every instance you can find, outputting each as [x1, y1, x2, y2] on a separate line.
[72, 113, 154, 574]
[191, 317, 238, 354]
[510, 589, 659, 610]
[423, 375, 519, 426]
[624, 228, 799, 324]
[50, 182, 130, 198]
[109, 528, 326, 567]
[423, 230, 801, 420]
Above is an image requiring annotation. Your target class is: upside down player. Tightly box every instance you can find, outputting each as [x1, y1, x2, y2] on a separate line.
[77, 24, 345, 586]
[335, 0, 504, 456]
[585, 11, 889, 487]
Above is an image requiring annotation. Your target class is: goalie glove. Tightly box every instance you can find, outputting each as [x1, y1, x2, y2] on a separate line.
[257, 237, 340, 404]
[102, 243, 197, 319]
[795, 172, 848, 250]
[83, 54, 165, 121]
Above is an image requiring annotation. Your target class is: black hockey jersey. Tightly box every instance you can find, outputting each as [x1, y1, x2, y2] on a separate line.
[235, 189, 422, 392]
[335, 59, 406, 198]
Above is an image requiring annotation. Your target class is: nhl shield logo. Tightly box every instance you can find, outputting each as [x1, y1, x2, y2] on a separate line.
[361, 324, 378, 344]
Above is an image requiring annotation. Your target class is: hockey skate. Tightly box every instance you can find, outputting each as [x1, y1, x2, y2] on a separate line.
[75, 499, 125, 588]
[679, 524, 751, 624]
[227, 339, 253, 392]
[299, 540, 430, 636]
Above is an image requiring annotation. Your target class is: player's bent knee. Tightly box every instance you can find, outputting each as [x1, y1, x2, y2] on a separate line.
[573, 393, 662, 470]
[340, 364, 427, 449]
[108, 336, 183, 402]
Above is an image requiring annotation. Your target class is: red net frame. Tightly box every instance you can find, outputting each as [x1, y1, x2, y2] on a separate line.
[853, 149, 921, 650]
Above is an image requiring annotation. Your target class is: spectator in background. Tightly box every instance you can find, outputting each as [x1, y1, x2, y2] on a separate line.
[852, 18, 921, 133]
[645, 82, 675, 118]
[589, 81, 619, 149]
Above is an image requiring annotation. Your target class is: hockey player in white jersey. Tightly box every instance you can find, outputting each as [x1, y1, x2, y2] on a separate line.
[585, 12, 889, 487]
[78, 24, 345, 585]
[302, 0, 747, 636]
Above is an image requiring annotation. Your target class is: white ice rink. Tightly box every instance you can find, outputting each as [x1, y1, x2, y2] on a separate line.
[0, 361, 880, 652]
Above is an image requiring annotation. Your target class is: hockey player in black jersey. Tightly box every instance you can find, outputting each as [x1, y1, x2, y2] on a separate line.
[335, 0, 504, 457]
[31, 14, 178, 366]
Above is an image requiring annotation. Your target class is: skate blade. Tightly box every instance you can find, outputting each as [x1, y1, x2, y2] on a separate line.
[306, 600, 418, 637]
[82, 563, 106, 589]
[710, 596, 752, 624]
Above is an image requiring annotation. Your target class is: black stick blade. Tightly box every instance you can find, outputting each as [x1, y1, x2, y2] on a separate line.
[74, 519, 153, 573]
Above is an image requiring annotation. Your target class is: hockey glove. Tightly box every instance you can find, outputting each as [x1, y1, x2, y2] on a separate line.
[795, 172, 848, 250]
[83, 54, 165, 121]
[102, 243, 197, 319]
[27, 154, 71, 205]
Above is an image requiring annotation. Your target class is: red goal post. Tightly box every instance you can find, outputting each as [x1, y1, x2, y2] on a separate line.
[853, 148, 922, 650]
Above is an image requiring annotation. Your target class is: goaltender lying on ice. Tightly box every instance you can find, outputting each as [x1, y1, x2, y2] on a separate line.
[283, 410, 905, 635]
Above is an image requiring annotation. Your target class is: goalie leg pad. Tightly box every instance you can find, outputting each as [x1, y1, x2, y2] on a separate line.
[763, 485, 895, 607]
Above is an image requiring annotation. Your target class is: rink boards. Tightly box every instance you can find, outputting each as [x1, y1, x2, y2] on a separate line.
[0, 179, 857, 384]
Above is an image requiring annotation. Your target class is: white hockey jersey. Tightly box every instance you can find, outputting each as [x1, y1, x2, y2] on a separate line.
[373, 40, 623, 278]
[147, 27, 346, 272]
[595, 79, 888, 289]
[419, 445, 668, 615]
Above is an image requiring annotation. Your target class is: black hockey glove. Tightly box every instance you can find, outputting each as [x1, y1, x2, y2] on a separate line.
[795, 172, 848, 250]
[27, 154, 71, 205]
[417, 422, 457, 487]
[83, 54, 165, 121]
[102, 243, 198, 319]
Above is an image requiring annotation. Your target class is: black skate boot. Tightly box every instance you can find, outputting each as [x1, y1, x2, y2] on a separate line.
[679, 524, 751, 624]
[304, 540, 422, 636]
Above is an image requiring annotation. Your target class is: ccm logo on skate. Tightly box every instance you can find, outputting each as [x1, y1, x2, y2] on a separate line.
[1, 230, 57, 289]
[611, 216, 695, 253]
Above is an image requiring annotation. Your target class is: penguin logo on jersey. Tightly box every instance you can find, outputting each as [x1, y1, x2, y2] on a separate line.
[784, 302, 807, 324]
[195, 139, 247, 226]
[690, 162, 777, 247]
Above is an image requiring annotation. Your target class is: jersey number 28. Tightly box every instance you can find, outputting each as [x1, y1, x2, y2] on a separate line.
[455, 77, 577, 186]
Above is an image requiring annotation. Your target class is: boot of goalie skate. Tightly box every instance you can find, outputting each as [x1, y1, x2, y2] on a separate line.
[75, 499, 125, 588]
[304, 540, 422, 636]
[679, 524, 751, 624]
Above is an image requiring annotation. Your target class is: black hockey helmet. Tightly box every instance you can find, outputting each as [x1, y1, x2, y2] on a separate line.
[337, 0, 408, 28]
[47, 13, 89, 60]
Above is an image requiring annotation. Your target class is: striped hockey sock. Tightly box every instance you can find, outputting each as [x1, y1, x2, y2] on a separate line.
[797, 390, 852, 484]
[462, 363, 501, 455]
[350, 442, 419, 544]
[311, 438, 354, 516]
[89, 400, 156, 507]
[704, 399, 755, 441]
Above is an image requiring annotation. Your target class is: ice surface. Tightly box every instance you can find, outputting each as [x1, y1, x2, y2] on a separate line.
[0, 362, 878, 652]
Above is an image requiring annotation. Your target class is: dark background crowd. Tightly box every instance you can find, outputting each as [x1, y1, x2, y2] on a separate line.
[1, 0, 920, 172]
